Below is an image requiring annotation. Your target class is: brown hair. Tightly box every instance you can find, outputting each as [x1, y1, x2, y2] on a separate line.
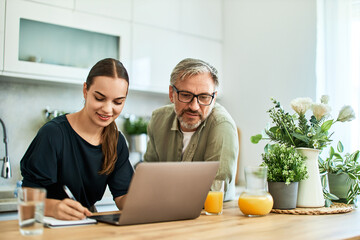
[86, 58, 129, 175]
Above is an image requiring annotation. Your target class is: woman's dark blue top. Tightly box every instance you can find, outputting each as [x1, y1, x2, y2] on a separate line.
[20, 115, 133, 208]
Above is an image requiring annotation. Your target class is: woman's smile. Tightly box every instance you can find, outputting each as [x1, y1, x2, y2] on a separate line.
[96, 112, 112, 121]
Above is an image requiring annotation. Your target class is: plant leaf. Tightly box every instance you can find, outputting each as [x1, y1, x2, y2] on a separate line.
[351, 151, 360, 162]
[291, 132, 309, 143]
[327, 192, 340, 200]
[250, 134, 263, 144]
[325, 199, 332, 207]
[337, 141, 344, 153]
[333, 153, 343, 160]
[264, 143, 271, 153]
[321, 119, 334, 132]
[329, 146, 335, 159]
[348, 172, 357, 180]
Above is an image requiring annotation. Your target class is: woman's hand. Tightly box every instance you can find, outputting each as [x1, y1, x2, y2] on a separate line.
[45, 198, 92, 220]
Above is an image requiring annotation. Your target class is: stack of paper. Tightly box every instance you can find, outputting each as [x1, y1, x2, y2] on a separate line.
[44, 216, 97, 228]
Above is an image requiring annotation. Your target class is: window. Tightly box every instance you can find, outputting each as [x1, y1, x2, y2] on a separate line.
[317, 0, 360, 152]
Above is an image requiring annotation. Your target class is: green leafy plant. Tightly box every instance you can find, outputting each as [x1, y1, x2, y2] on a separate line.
[251, 96, 355, 150]
[123, 116, 148, 135]
[319, 141, 360, 206]
[44, 108, 67, 122]
[261, 144, 308, 184]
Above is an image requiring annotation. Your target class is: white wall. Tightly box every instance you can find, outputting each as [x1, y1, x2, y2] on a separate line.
[222, 0, 317, 184]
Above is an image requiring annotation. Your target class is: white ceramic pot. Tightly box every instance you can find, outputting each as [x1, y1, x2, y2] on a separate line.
[296, 148, 325, 207]
[131, 134, 147, 153]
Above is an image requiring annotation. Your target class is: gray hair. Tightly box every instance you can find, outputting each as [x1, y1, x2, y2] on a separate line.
[170, 58, 219, 88]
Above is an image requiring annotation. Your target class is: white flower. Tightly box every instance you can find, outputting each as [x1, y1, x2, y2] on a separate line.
[337, 105, 355, 122]
[290, 97, 313, 116]
[320, 95, 329, 104]
[311, 103, 331, 121]
[313, 141, 319, 149]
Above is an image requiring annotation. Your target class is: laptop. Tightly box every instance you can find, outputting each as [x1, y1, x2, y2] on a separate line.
[90, 161, 220, 226]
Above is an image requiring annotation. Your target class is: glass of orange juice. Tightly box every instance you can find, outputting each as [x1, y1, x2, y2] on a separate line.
[238, 166, 273, 217]
[204, 180, 224, 215]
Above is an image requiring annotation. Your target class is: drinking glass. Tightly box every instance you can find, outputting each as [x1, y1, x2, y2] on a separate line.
[238, 166, 273, 217]
[17, 187, 46, 236]
[204, 180, 224, 215]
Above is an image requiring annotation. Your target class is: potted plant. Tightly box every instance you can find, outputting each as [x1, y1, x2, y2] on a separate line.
[319, 141, 360, 206]
[251, 96, 355, 207]
[123, 115, 149, 153]
[261, 144, 308, 209]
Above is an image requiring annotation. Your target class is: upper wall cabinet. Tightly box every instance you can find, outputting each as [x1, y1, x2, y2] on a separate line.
[133, 0, 180, 31]
[179, 0, 223, 41]
[0, 0, 5, 71]
[132, 24, 222, 94]
[133, 0, 222, 41]
[25, 0, 74, 9]
[75, 0, 132, 21]
[3, 0, 131, 84]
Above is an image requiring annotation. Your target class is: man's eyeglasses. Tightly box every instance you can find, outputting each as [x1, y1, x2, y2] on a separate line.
[171, 85, 216, 106]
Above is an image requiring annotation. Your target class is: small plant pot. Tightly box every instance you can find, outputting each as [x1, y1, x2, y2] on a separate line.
[328, 173, 354, 203]
[130, 134, 147, 153]
[268, 182, 298, 209]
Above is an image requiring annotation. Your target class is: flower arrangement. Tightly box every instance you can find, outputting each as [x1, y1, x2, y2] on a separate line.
[251, 96, 355, 150]
[261, 144, 308, 184]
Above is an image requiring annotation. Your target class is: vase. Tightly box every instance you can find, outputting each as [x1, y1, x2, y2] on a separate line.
[296, 148, 324, 207]
[130, 134, 147, 153]
[328, 173, 354, 203]
[268, 182, 298, 209]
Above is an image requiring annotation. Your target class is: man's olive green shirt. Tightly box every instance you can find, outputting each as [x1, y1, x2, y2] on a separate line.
[144, 103, 239, 201]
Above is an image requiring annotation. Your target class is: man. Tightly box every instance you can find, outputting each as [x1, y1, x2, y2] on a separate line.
[144, 58, 239, 201]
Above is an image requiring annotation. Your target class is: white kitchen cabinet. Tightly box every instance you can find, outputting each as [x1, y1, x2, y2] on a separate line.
[132, 24, 222, 94]
[0, 0, 5, 71]
[180, 0, 223, 41]
[180, 34, 223, 92]
[75, 0, 132, 21]
[132, 24, 180, 93]
[26, 0, 74, 9]
[3, 0, 131, 84]
[133, 0, 180, 31]
[134, 0, 222, 41]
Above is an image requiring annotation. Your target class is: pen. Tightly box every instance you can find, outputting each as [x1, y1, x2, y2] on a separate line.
[63, 185, 77, 201]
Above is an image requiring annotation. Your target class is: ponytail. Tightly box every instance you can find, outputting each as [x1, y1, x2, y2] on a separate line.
[99, 121, 119, 175]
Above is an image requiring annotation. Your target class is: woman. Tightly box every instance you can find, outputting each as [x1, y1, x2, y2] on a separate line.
[20, 58, 133, 220]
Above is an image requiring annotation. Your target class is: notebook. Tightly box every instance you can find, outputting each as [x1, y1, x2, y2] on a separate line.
[44, 216, 97, 228]
[90, 161, 220, 226]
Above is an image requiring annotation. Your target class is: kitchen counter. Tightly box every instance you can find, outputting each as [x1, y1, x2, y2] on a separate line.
[1, 200, 360, 239]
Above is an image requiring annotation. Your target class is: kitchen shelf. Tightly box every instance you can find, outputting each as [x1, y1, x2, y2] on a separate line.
[19, 18, 119, 69]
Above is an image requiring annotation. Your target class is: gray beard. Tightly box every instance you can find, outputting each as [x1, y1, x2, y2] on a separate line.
[175, 104, 214, 131]
[178, 116, 202, 130]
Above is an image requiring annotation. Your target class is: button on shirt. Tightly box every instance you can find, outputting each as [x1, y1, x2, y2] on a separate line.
[144, 103, 239, 201]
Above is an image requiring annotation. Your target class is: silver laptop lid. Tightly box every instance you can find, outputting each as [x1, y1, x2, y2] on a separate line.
[119, 161, 220, 225]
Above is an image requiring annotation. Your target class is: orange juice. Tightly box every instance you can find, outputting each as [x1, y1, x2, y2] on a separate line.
[204, 191, 224, 214]
[238, 194, 273, 216]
